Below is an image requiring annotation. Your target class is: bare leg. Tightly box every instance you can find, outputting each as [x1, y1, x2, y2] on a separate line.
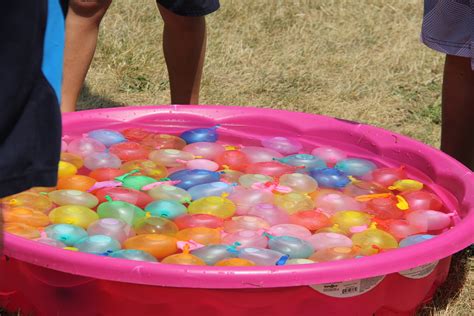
[61, 0, 112, 112]
[441, 55, 474, 170]
[157, 4, 207, 104]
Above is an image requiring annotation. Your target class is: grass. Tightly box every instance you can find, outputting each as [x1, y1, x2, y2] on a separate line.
[79, 1, 470, 314]
[3, 0, 470, 315]
[418, 249, 473, 316]
[79, 0, 445, 147]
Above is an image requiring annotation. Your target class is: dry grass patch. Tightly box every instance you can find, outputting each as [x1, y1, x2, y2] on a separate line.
[77, 1, 470, 314]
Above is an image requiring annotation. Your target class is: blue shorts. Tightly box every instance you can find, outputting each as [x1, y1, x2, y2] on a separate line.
[157, 0, 220, 16]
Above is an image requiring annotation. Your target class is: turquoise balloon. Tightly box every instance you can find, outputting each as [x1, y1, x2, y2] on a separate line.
[276, 154, 327, 171]
[145, 200, 187, 219]
[267, 235, 314, 259]
[45, 224, 88, 246]
[74, 235, 121, 255]
[334, 158, 377, 177]
[109, 249, 157, 262]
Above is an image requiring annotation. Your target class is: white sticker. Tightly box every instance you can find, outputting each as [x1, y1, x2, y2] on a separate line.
[310, 275, 385, 298]
[398, 261, 438, 279]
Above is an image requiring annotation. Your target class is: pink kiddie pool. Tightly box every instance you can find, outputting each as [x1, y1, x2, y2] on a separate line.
[1, 105, 473, 316]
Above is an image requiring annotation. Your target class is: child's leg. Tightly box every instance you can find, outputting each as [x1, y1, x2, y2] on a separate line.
[441, 55, 474, 170]
[61, 0, 112, 113]
[157, 4, 207, 105]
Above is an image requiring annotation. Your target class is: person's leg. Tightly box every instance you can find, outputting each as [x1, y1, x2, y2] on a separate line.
[157, 4, 207, 105]
[61, 0, 112, 112]
[441, 55, 474, 170]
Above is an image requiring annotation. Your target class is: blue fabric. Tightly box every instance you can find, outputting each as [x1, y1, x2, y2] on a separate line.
[42, 0, 65, 103]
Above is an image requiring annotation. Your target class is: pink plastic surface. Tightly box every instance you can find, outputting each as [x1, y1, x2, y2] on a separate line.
[0, 256, 453, 316]
[2, 105, 473, 315]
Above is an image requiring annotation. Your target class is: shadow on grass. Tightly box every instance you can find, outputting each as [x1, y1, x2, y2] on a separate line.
[418, 247, 473, 315]
[76, 84, 123, 111]
[0, 309, 21, 316]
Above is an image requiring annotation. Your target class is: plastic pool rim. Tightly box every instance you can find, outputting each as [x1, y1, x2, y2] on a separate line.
[3, 104, 474, 289]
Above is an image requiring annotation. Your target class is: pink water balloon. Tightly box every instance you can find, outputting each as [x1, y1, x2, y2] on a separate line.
[247, 203, 290, 226]
[261, 137, 303, 155]
[311, 147, 347, 166]
[67, 137, 106, 157]
[245, 161, 296, 178]
[314, 191, 362, 215]
[84, 152, 122, 170]
[228, 187, 274, 215]
[365, 197, 404, 220]
[182, 142, 225, 160]
[306, 232, 353, 251]
[223, 216, 270, 233]
[240, 146, 283, 163]
[222, 230, 268, 249]
[174, 214, 224, 229]
[369, 166, 407, 187]
[183, 158, 219, 171]
[387, 219, 426, 240]
[149, 149, 194, 167]
[402, 191, 443, 211]
[61, 140, 68, 152]
[87, 218, 134, 243]
[267, 224, 311, 240]
[406, 210, 452, 231]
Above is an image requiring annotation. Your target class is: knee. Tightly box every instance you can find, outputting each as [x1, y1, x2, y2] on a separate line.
[160, 7, 205, 32]
[69, 0, 112, 21]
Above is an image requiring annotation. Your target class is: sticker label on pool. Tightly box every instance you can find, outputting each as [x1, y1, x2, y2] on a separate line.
[398, 261, 438, 279]
[310, 275, 385, 298]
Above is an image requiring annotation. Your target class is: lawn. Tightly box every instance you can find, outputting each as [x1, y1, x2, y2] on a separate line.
[80, 0, 444, 146]
[3, 1, 472, 315]
[78, 1, 471, 315]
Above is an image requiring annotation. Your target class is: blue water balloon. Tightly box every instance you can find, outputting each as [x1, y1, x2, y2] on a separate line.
[180, 126, 219, 144]
[169, 169, 221, 190]
[309, 168, 351, 188]
[88, 129, 126, 147]
[399, 234, 436, 248]
[187, 181, 234, 200]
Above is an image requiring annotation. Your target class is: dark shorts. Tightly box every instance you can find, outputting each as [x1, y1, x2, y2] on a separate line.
[61, 1, 219, 18]
[0, 1, 61, 198]
[157, 0, 220, 16]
